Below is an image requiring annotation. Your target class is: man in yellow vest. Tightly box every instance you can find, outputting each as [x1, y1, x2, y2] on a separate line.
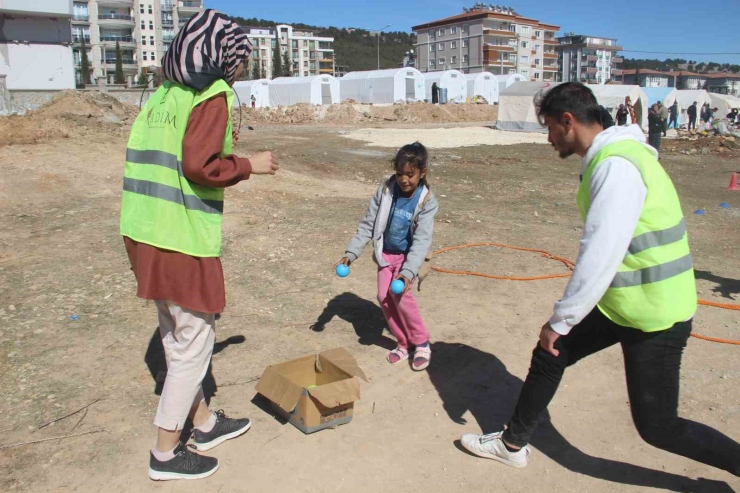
[461, 82, 740, 477]
[120, 11, 279, 481]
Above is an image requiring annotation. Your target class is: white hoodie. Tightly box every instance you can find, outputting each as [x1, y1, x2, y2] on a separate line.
[549, 125, 659, 335]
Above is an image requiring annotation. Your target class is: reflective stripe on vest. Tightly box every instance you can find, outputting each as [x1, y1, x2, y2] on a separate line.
[120, 79, 234, 257]
[577, 140, 697, 332]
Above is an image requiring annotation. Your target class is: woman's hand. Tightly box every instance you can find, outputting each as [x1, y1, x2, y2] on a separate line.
[392, 274, 411, 295]
[333, 257, 351, 270]
[250, 151, 279, 175]
[232, 128, 239, 148]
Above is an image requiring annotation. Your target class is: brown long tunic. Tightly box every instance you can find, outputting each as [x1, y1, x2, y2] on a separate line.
[123, 94, 251, 314]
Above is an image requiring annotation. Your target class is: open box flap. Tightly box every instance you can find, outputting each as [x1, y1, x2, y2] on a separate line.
[308, 378, 360, 408]
[255, 366, 304, 413]
[317, 348, 369, 383]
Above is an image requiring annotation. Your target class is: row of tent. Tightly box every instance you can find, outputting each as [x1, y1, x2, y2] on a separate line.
[233, 68, 528, 109]
[496, 82, 740, 132]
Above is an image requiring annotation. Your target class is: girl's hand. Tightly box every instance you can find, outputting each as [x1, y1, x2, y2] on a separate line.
[392, 274, 411, 294]
[334, 257, 350, 270]
[232, 128, 240, 148]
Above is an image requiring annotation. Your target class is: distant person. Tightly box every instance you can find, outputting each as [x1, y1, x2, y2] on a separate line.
[431, 82, 439, 104]
[648, 103, 663, 151]
[336, 142, 439, 371]
[599, 105, 615, 129]
[658, 101, 669, 137]
[668, 101, 679, 129]
[710, 107, 719, 122]
[616, 104, 629, 126]
[687, 101, 698, 131]
[701, 103, 710, 123]
[460, 82, 740, 478]
[625, 96, 637, 125]
[250, 94, 256, 108]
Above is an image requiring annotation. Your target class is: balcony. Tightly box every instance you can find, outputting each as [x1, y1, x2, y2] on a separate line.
[72, 34, 91, 44]
[544, 38, 558, 45]
[98, 0, 134, 6]
[484, 44, 515, 52]
[72, 14, 89, 23]
[544, 52, 557, 59]
[104, 58, 137, 67]
[161, 0, 173, 10]
[582, 55, 598, 62]
[100, 35, 136, 48]
[98, 13, 135, 26]
[485, 60, 515, 67]
[543, 66, 558, 72]
[583, 67, 597, 74]
[320, 67, 333, 74]
[612, 69, 623, 76]
[612, 57, 624, 63]
[484, 29, 516, 38]
[161, 18, 174, 27]
[178, 1, 202, 12]
[162, 33, 175, 42]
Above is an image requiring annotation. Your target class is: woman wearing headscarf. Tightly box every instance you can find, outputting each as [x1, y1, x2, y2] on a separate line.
[120, 10, 279, 481]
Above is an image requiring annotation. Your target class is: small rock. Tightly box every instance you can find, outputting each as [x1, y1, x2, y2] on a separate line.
[534, 211, 539, 217]
[440, 194, 447, 198]
[445, 219, 451, 223]
[268, 223, 276, 230]
[8, 305, 16, 311]
[709, 407, 716, 411]
[475, 220, 481, 223]
[700, 147, 709, 155]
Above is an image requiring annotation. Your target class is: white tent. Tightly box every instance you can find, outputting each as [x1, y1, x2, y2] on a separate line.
[424, 70, 468, 103]
[497, 73, 527, 102]
[709, 93, 740, 119]
[465, 72, 498, 105]
[269, 75, 340, 106]
[589, 85, 649, 130]
[495, 81, 560, 132]
[675, 90, 712, 126]
[340, 68, 425, 104]
[232, 79, 271, 108]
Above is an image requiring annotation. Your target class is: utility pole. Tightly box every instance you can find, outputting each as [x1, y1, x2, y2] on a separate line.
[376, 24, 391, 70]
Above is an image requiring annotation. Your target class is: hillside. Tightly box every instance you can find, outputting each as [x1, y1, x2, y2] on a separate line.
[623, 58, 740, 74]
[231, 16, 416, 72]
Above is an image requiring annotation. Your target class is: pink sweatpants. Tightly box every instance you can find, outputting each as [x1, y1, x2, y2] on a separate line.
[377, 252, 430, 349]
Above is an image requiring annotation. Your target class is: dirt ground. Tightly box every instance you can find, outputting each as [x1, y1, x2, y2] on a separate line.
[1, 98, 739, 493]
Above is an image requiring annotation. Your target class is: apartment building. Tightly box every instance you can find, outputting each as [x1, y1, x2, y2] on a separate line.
[1, 0, 75, 90]
[622, 69, 673, 87]
[556, 33, 623, 84]
[244, 25, 334, 78]
[72, 0, 204, 86]
[706, 73, 740, 96]
[412, 5, 560, 82]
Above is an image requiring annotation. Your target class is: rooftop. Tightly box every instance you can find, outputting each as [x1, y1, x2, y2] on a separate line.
[412, 9, 559, 31]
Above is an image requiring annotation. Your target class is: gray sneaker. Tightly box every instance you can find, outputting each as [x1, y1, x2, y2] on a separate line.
[192, 410, 251, 452]
[149, 443, 219, 481]
[460, 431, 530, 468]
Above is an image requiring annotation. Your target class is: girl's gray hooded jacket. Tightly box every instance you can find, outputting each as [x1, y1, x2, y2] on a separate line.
[345, 176, 439, 281]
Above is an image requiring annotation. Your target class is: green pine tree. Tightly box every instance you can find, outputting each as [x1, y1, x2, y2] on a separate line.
[114, 41, 125, 84]
[79, 35, 91, 86]
[137, 72, 148, 86]
[272, 34, 282, 79]
[251, 55, 261, 80]
[282, 49, 292, 77]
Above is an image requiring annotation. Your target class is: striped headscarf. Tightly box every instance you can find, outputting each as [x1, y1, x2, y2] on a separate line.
[162, 9, 253, 91]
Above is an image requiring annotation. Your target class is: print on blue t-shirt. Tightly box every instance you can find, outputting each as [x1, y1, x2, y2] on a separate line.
[383, 183, 422, 254]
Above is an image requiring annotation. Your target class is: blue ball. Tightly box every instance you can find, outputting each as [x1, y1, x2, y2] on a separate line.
[336, 264, 350, 278]
[391, 279, 405, 295]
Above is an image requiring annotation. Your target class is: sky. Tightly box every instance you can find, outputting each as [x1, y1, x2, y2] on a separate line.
[208, 0, 740, 65]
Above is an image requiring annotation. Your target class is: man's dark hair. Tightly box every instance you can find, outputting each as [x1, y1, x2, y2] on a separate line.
[535, 82, 602, 126]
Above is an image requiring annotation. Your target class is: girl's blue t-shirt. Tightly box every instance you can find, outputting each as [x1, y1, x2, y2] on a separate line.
[383, 183, 422, 254]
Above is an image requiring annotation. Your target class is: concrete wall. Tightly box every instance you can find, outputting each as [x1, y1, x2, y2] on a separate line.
[0, 43, 75, 90]
[8, 88, 154, 114]
[0, 14, 72, 43]
[0, 0, 72, 16]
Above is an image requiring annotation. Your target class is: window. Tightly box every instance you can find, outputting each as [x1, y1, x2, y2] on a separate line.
[150, 36, 154, 44]
[143, 52, 147, 60]
[271, 39, 276, 48]
[438, 43, 444, 51]
[535, 44, 541, 52]
[508, 68, 517, 74]
[462, 39, 468, 48]
[521, 41, 529, 48]
[148, 4, 152, 13]
[151, 52, 154, 58]
[430, 44, 435, 52]
[534, 72, 540, 79]
[292, 40, 298, 48]
[304, 71, 309, 76]
[149, 21, 154, 30]
[303, 50, 308, 57]
[430, 60, 436, 67]
[534, 30, 541, 38]
[303, 40, 308, 47]
[521, 55, 529, 63]
[534, 58, 540, 66]
[451, 41, 457, 49]
[521, 26, 530, 35]
[462, 24, 468, 33]
[141, 21, 145, 29]
[438, 29, 444, 36]
[142, 36, 147, 45]
[521, 70, 529, 77]
[140, 3, 144, 13]
[451, 55, 457, 64]
[438, 57, 445, 65]
[463, 54, 469, 63]
[450, 26, 457, 34]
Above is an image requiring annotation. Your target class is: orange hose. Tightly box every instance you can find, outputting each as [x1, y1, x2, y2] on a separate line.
[432, 242, 740, 345]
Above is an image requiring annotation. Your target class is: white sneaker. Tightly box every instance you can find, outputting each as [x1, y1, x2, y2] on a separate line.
[460, 431, 530, 468]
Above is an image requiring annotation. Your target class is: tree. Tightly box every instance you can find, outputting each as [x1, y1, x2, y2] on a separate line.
[114, 41, 125, 84]
[137, 72, 148, 86]
[251, 54, 261, 80]
[282, 49, 292, 77]
[272, 35, 282, 79]
[79, 35, 91, 87]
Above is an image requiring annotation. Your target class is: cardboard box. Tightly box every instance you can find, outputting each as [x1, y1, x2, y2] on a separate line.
[256, 348, 368, 434]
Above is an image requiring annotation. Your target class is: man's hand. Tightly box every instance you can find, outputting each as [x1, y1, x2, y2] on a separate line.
[539, 322, 561, 357]
[250, 151, 279, 175]
[392, 274, 411, 295]
[232, 128, 240, 148]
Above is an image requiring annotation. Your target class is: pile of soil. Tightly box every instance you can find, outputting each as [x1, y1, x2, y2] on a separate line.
[662, 133, 739, 156]
[236, 101, 498, 125]
[0, 91, 138, 146]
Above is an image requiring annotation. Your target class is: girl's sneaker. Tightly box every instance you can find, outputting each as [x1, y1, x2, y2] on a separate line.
[149, 443, 219, 481]
[387, 347, 409, 365]
[460, 431, 530, 468]
[412, 344, 431, 371]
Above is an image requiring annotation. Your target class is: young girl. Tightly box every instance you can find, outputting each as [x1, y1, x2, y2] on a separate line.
[336, 142, 439, 371]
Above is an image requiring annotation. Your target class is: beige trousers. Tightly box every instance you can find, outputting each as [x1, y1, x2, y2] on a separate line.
[153, 300, 215, 431]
